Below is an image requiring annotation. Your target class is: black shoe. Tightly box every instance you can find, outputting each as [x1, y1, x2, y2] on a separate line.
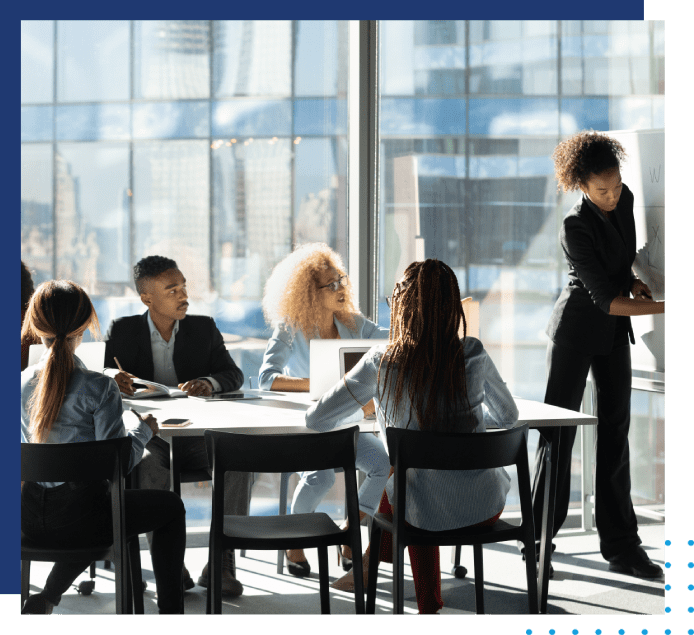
[198, 550, 244, 597]
[285, 550, 311, 577]
[608, 546, 663, 579]
[22, 593, 54, 614]
[337, 546, 353, 572]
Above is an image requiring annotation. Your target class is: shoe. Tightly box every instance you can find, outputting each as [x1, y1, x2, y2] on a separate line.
[331, 551, 369, 593]
[337, 545, 353, 572]
[608, 546, 663, 579]
[285, 549, 311, 577]
[21, 593, 54, 614]
[198, 550, 244, 597]
[182, 565, 195, 591]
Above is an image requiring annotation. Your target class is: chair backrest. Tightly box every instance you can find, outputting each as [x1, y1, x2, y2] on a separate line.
[28, 341, 107, 372]
[21, 436, 132, 484]
[385, 424, 529, 472]
[386, 425, 532, 537]
[21, 437, 132, 563]
[204, 426, 359, 476]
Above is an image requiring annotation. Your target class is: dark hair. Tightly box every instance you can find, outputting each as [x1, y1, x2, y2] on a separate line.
[377, 259, 475, 433]
[21, 261, 35, 312]
[133, 255, 178, 293]
[21, 280, 100, 442]
[552, 130, 627, 192]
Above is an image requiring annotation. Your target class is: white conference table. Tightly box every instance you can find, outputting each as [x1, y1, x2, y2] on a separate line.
[123, 390, 597, 614]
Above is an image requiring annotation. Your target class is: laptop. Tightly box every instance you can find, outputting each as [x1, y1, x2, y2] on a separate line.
[28, 341, 107, 372]
[309, 338, 386, 400]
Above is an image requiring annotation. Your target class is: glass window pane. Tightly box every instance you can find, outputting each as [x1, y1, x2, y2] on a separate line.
[213, 21, 292, 97]
[21, 144, 54, 284]
[22, 20, 54, 104]
[381, 98, 466, 135]
[212, 138, 293, 305]
[54, 143, 130, 289]
[133, 101, 210, 139]
[295, 21, 345, 97]
[134, 20, 210, 100]
[133, 140, 210, 295]
[294, 98, 347, 136]
[211, 100, 292, 137]
[56, 104, 130, 141]
[57, 20, 129, 102]
[21, 106, 53, 142]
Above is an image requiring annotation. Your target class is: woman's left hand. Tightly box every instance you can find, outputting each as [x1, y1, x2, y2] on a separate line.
[362, 399, 376, 418]
[631, 279, 653, 301]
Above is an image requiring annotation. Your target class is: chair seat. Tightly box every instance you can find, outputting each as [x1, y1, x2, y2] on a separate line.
[222, 512, 345, 549]
[371, 513, 523, 547]
[22, 534, 116, 564]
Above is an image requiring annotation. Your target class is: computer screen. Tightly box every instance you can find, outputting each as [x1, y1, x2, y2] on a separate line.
[309, 339, 386, 400]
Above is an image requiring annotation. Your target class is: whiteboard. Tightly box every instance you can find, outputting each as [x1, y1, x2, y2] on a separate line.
[608, 129, 664, 374]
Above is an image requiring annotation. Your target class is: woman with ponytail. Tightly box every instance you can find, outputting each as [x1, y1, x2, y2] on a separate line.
[305, 259, 519, 613]
[20, 280, 186, 614]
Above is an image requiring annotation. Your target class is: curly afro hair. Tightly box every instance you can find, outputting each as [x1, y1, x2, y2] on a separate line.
[552, 130, 627, 192]
[262, 243, 360, 338]
[133, 255, 179, 293]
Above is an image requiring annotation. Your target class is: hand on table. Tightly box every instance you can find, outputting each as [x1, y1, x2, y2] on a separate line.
[179, 378, 213, 397]
[142, 414, 159, 435]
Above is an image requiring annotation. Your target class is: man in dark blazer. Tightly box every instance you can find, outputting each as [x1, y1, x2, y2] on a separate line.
[104, 255, 248, 597]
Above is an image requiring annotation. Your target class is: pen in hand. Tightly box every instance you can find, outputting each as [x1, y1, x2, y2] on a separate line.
[130, 407, 159, 435]
[114, 357, 135, 396]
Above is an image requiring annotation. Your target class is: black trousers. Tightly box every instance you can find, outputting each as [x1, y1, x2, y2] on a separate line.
[22, 480, 186, 613]
[530, 340, 640, 561]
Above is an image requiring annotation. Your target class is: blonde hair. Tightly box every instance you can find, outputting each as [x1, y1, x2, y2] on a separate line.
[262, 243, 360, 338]
[21, 280, 100, 443]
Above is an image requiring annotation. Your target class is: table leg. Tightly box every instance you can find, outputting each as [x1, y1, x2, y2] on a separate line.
[538, 426, 560, 613]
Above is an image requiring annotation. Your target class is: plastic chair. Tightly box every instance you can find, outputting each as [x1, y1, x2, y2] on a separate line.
[21, 437, 144, 614]
[365, 424, 538, 615]
[204, 426, 365, 614]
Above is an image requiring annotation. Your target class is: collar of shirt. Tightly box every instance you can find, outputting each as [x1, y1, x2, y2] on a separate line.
[147, 312, 180, 345]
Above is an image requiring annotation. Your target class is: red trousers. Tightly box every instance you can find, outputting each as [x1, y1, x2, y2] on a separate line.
[376, 490, 502, 614]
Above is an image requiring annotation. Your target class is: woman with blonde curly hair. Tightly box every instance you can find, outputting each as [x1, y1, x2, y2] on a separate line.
[528, 130, 665, 579]
[259, 243, 390, 579]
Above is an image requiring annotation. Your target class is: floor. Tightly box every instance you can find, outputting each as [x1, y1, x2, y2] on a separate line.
[22, 509, 665, 619]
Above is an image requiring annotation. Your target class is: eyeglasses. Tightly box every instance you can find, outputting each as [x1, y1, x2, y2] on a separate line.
[319, 275, 348, 292]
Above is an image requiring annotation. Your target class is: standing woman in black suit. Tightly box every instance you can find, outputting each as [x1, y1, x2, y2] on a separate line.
[530, 131, 665, 578]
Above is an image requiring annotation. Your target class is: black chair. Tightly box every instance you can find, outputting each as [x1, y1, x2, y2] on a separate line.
[21, 437, 145, 614]
[204, 426, 365, 614]
[365, 424, 538, 615]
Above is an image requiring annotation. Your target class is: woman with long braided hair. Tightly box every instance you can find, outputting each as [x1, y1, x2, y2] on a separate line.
[306, 259, 518, 613]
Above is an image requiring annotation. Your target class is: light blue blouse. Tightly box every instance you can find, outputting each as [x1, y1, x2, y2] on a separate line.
[21, 353, 153, 488]
[305, 336, 519, 531]
[258, 314, 389, 390]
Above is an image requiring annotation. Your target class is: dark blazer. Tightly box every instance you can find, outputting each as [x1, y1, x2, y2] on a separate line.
[104, 312, 244, 393]
[546, 184, 636, 356]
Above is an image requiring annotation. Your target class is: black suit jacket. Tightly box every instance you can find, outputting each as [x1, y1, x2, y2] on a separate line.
[104, 312, 244, 393]
[546, 184, 636, 356]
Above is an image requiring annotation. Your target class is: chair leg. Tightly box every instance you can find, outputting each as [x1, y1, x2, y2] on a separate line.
[473, 543, 484, 614]
[211, 547, 223, 614]
[114, 551, 127, 614]
[21, 560, 30, 606]
[365, 526, 382, 614]
[523, 539, 539, 614]
[317, 546, 330, 614]
[276, 472, 291, 574]
[393, 544, 405, 614]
